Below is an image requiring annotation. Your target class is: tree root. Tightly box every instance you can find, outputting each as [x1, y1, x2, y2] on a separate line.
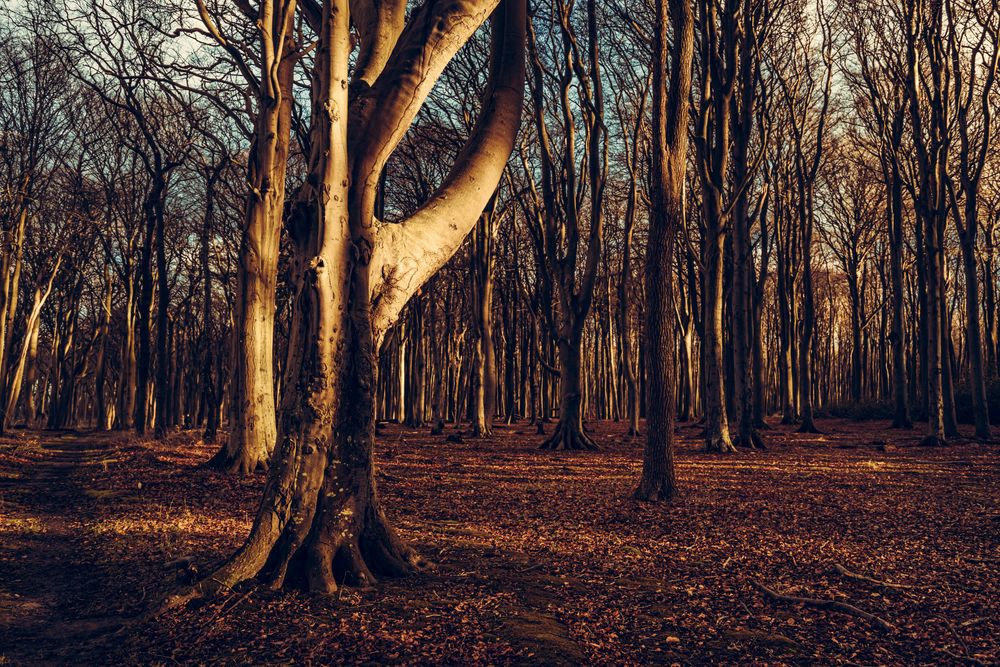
[751, 579, 893, 633]
[920, 434, 948, 447]
[539, 422, 599, 450]
[206, 444, 269, 475]
[734, 430, 767, 451]
[632, 477, 676, 502]
[832, 563, 915, 590]
[704, 434, 737, 453]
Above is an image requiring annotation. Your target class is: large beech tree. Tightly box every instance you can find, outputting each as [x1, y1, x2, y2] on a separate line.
[177, 0, 525, 596]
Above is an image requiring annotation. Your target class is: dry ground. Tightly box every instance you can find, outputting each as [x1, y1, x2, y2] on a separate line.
[0, 418, 997, 665]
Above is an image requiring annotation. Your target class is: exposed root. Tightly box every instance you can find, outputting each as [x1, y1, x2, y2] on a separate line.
[539, 422, 599, 451]
[797, 421, 822, 434]
[206, 444, 269, 475]
[734, 430, 767, 451]
[751, 579, 893, 633]
[632, 477, 676, 502]
[920, 434, 948, 447]
[704, 434, 737, 453]
[296, 505, 427, 595]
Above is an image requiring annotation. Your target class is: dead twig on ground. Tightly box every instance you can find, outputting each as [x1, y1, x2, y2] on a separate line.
[750, 579, 893, 633]
[832, 563, 915, 589]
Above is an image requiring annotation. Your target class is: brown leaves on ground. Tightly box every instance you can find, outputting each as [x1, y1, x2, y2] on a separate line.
[0, 419, 997, 665]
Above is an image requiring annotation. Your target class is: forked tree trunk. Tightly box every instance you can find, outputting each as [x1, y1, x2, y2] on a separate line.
[523, 0, 605, 450]
[173, 0, 524, 599]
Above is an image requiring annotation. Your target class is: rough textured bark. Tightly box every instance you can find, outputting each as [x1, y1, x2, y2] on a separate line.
[634, 0, 694, 501]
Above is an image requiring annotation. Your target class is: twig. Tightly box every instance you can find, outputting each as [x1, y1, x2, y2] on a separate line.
[940, 648, 986, 666]
[833, 563, 915, 590]
[201, 587, 253, 629]
[936, 616, 972, 659]
[751, 579, 893, 633]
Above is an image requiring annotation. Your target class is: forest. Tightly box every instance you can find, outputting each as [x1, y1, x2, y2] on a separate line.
[0, 0, 997, 663]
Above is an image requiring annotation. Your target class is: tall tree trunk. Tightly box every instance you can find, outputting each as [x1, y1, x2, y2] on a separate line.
[212, 18, 298, 474]
[154, 181, 170, 439]
[702, 215, 734, 452]
[634, 0, 693, 500]
[202, 166, 222, 442]
[797, 191, 820, 433]
[471, 210, 496, 437]
[135, 185, 158, 435]
[958, 215, 991, 439]
[94, 270, 113, 430]
[1, 256, 61, 433]
[922, 208, 947, 445]
[541, 329, 597, 450]
[888, 160, 911, 427]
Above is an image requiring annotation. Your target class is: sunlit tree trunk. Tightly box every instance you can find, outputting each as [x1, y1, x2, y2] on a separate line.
[173, 0, 525, 599]
[212, 4, 299, 473]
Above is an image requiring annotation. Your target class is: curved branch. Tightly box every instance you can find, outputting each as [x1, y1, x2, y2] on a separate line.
[347, 0, 501, 238]
[368, 0, 526, 345]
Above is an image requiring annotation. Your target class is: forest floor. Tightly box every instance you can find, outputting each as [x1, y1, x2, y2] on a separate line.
[0, 418, 997, 666]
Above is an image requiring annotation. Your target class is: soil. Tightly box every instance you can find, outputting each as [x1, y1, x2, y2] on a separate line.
[0, 418, 997, 665]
